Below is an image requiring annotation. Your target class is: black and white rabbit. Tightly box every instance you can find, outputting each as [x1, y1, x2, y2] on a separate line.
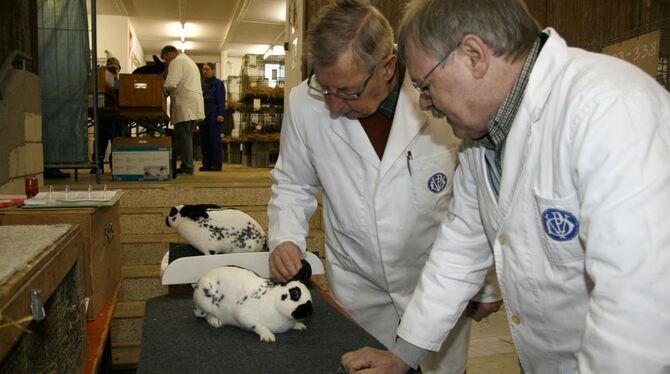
[193, 260, 314, 342]
[165, 204, 268, 255]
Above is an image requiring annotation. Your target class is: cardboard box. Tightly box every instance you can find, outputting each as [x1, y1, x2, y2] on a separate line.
[112, 136, 172, 181]
[119, 73, 166, 110]
[0, 206, 120, 322]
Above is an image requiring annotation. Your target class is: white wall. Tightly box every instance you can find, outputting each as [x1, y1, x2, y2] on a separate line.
[128, 22, 145, 71]
[224, 56, 243, 78]
[90, 15, 130, 73]
[284, 0, 305, 108]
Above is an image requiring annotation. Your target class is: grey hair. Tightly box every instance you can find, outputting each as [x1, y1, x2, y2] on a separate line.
[161, 45, 178, 58]
[306, 0, 393, 72]
[398, 0, 541, 63]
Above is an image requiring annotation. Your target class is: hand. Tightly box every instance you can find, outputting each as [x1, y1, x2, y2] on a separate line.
[341, 347, 410, 374]
[216, 115, 224, 122]
[465, 300, 503, 322]
[269, 242, 304, 281]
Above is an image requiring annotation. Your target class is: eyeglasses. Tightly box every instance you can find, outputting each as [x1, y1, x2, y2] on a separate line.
[307, 63, 378, 101]
[411, 43, 460, 97]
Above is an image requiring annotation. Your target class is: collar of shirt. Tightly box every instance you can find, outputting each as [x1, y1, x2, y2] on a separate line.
[378, 61, 405, 120]
[477, 33, 547, 153]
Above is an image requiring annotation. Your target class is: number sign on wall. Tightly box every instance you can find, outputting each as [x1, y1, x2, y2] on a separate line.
[602, 30, 660, 78]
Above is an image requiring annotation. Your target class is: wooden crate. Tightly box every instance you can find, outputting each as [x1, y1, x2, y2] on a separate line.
[87, 66, 108, 94]
[0, 202, 122, 321]
[119, 74, 166, 110]
[0, 225, 85, 370]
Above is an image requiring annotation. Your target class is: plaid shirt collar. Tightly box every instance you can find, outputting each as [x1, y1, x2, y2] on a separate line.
[477, 35, 544, 152]
[378, 62, 405, 120]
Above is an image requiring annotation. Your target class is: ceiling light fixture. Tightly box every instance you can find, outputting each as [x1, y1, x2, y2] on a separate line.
[178, 22, 187, 53]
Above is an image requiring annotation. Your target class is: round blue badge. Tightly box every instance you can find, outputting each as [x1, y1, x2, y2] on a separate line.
[541, 208, 579, 241]
[427, 172, 448, 193]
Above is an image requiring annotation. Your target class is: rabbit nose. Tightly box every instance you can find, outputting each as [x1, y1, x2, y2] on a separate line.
[291, 301, 313, 319]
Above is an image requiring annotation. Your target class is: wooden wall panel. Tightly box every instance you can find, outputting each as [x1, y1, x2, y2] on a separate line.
[305, 0, 670, 53]
[525, 0, 548, 27]
[305, 0, 411, 38]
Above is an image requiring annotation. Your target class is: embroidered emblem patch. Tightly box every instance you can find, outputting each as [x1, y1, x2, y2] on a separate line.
[427, 172, 448, 193]
[542, 208, 579, 241]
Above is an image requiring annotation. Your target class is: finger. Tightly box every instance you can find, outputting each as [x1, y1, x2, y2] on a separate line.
[270, 251, 290, 281]
[285, 250, 304, 276]
[269, 260, 283, 281]
[471, 307, 489, 322]
[279, 251, 301, 280]
[471, 309, 485, 322]
[342, 347, 375, 373]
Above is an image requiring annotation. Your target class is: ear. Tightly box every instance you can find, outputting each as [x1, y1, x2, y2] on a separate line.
[179, 204, 212, 220]
[290, 260, 312, 284]
[168, 207, 178, 217]
[381, 54, 397, 82]
[459, 34, 490, 80]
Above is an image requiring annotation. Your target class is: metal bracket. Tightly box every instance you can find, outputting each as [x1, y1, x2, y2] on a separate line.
[104, 222, 114, 244]
[30, 289, 46, 321]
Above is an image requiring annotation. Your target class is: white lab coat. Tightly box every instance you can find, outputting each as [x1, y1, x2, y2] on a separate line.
[269, 75, 500, 373]
[399, 29, 670, 373]
[164, 53, 204, 124]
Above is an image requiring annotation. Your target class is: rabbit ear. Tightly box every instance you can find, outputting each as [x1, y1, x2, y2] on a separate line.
[290, 260, 312, 284]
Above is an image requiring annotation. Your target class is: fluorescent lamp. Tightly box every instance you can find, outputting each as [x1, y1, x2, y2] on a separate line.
[180, 23, 187, 43]
[263, 47, 273, 60]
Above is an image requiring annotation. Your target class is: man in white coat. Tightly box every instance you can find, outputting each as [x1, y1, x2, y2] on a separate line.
[267, 1, 501, 373]
[342, 0, 670, 373]
[161, 45, 204, 175]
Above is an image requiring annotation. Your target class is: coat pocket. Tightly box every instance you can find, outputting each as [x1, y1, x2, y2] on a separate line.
[533, 190, 584, 263]
[410, 152, 456, 217]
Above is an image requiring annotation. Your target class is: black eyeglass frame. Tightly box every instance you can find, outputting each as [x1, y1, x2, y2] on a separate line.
[307, 63, 379, 101]
[411, 43, 461, 97]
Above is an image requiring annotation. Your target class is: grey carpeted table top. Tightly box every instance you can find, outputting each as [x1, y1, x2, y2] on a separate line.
[137, 289, 391, 373]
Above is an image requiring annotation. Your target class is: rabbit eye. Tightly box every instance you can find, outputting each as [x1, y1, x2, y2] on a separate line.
[169, 207, 178, 216]
[289, 287, 301, 301]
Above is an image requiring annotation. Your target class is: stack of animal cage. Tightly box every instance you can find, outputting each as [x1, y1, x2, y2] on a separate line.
[226, 75, 242, 137]
[236, 54, 285, 136]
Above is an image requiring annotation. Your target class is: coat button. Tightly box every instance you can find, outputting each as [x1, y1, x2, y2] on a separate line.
[498, 233, 508, 246]
[511, 314, 522, 325]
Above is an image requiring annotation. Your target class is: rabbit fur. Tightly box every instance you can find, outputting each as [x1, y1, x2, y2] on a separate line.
[193, 260, 313, 342]
[165, 204, 268, 255]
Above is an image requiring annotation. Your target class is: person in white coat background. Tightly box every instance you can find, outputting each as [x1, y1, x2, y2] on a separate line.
[267, 1, 501, 373]
[161, 45, 204, 175]
[342, 0, 670, 373]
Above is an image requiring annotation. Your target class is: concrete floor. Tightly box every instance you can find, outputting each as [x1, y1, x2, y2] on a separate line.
[468, 306, 520, 373]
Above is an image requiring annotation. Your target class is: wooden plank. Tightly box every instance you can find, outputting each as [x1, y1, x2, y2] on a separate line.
[112, 344, 141, 366]
[0, 203, 123, 320]
[525, 0, 548, 27]
[84, 284, 120, 374]
[114, 301, 146, 319]
[122, 265, 162, 279]
[0, 226, 84, 360]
